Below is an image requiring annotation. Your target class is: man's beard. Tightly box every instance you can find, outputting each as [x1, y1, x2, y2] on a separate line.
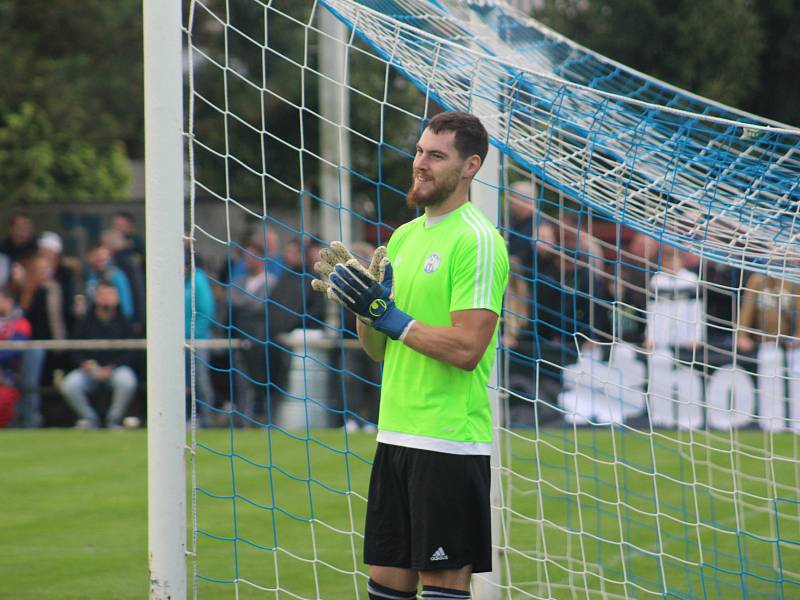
[406, 169, 461, 209]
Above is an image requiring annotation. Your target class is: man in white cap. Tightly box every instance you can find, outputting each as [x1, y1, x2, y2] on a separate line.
[37, 231, 75, 333]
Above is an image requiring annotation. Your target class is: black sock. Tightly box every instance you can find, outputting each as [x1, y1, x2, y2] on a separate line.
[367, 577, 417, 600]
[421, 584, 470, 599]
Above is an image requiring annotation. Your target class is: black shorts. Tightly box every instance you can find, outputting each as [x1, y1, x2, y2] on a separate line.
[363, 442, 492, 573]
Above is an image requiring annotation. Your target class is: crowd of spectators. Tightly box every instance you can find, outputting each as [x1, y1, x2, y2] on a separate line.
[0, 210, 379, 431]
[502, 179, 800, 429]
[0, 210, 145, 428]
[1, 188, 797, 431]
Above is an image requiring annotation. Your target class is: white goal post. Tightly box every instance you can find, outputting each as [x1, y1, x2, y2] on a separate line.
[147, 1, 800, 598]
[144, 0, 186, 597]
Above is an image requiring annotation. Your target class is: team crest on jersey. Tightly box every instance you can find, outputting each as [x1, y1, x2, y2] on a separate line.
[423, 253, 441, 274]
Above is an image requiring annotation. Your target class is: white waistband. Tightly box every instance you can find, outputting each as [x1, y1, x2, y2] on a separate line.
[376, 430, 492, 456]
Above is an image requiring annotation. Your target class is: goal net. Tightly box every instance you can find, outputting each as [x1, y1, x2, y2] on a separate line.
[183, 0, 800, 597]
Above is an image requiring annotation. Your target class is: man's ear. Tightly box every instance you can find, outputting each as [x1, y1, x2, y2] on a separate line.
[462, 154, 482, 179]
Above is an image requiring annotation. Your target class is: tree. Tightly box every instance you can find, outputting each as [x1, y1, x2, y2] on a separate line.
[531, 0, 800, 126]
[746, 0, 800, 126]
[0, 0, 142, 203]
[533, 0, 765, 114]
[188, 0, 425, 224]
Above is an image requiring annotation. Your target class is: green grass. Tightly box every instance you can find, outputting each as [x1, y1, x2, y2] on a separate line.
[2, 428, 799, 599]
[0, 430, 148, 600]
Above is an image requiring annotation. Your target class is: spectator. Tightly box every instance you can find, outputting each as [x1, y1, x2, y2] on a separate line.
[737, 272, 800, 353]
[111, 210, 145, 265]
[614, 233, 656, 345]
[83, 243, 135, 320]
[504, 181, 537, 351]
[230, 238, 277, 424]
[185, 253, 216, 426]
[332, 241, 381, 432]
[645, 247, 704, 429]
[59, 281, 138, 429]
[219, 226, 283, 286]
[101, 228, 145, 332]
[265, 227, 284, 280]
[703, 260, 741, 354]
[507, 180, 537, 268]
[269, 238, 325, 334]
[37, 231, 77, 333]
[0, 288, 32, 427]
[504, 220, 565, 425]
[0, 251, 9, 289]
[0, 211, 38, 264]
[257, 237, 325, 419]
[645, 247, 704, 353]
[12, 254, 66, 428]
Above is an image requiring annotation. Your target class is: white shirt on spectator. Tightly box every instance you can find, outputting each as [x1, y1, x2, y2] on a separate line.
[647, 267, 704, 350]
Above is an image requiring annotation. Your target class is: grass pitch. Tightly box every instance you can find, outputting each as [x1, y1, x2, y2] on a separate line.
[2, 428, 799, 599]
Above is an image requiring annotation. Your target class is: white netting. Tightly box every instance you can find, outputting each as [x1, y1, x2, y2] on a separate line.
[184, 1, 800, 597]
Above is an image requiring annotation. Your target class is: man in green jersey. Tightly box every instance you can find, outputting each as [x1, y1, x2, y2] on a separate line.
[313, 112, 509, 600]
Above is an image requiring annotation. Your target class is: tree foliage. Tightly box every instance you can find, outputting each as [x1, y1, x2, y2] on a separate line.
[533, 0, 799, 126]
[0, 0, 142, 203]
[188, 0, 425, 221]
[1, 0, 797, 207]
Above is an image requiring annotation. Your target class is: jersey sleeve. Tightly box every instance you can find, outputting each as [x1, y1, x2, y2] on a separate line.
[449, 217, 509, 315]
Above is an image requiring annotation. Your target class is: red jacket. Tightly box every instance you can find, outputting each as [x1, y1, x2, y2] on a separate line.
[0, 309, 32, 383]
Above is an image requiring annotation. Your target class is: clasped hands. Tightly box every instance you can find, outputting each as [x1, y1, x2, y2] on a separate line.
[311, 241, 413, 340]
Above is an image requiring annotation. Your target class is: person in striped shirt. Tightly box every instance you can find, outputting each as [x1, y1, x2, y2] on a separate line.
[313, 112, 509, 600]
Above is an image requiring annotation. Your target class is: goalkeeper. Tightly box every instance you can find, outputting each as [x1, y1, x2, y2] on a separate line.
[313, 112, 508, 600]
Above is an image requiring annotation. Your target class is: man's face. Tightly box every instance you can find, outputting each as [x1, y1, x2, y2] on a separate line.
[94, 285, 119, 319]
[244, 245, 264, 275]
[406, 128, 466, 209]
[284, 242, 302, 270]
[112, 216, 133, 236]
[10, 216, 33, 244]
[89, 247, 110, 271]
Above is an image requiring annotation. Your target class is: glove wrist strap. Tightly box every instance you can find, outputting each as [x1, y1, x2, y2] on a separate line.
[398, 320, 415, 343]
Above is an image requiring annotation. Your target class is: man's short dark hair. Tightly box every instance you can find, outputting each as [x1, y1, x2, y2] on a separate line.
[113, 210, 135, 223]
[9, 210, 31, 227]
[425, 111, 489, 163]
[96, 280, 116, 292]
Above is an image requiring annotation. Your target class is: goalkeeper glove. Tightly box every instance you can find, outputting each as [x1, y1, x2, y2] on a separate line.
[312, 242, 388, 324]
[328, 260, 413, 341]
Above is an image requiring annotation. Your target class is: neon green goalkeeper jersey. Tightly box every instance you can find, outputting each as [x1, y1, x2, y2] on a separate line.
[376, 201, 509, 455]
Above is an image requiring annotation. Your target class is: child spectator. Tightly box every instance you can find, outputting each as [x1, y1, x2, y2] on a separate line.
[0, 288, 32, 427]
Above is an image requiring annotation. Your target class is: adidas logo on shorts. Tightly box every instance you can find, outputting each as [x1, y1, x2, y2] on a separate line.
[430, 546, 449, 561]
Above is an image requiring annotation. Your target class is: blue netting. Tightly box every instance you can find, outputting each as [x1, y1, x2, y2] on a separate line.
[185, 1, 800, 597]
[323, 0, 800, 281]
